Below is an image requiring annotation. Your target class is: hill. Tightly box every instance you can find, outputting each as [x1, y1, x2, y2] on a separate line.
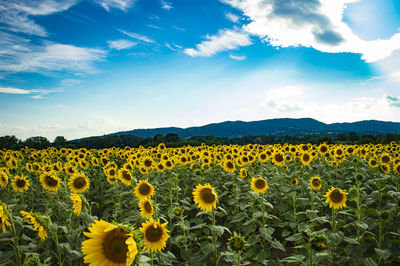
[108, 118, 400, 139]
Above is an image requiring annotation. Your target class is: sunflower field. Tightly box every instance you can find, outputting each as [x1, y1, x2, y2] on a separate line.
[0, 142, 400, 265]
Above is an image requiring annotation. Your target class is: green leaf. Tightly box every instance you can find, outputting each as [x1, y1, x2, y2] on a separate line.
[374, 248, 391, 260]
[209, 225, 230, 237]
[260, 227, 274, 241]
[285, 233, 303, 242]
[363, 257, 378, 266]
[280, 254, 305, 263]
[354, 220, 368, 230]
[270, 239, 285, 251]
[200, 242, 215, 255]
[343, 236, 359, 245]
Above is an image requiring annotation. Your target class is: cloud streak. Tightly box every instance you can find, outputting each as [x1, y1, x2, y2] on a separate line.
[184, 29, 251, 57]
[119, 29, 155, 43]
[108, 39, 137, 50]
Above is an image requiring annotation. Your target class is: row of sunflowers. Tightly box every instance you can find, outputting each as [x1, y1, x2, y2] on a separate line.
[0, 142, 399, 265]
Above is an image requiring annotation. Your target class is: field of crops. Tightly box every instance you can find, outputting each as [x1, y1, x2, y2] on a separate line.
[0, 142, 399, 265]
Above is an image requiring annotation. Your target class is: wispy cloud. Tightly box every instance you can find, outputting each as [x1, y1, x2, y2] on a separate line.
[94, 0, 135, 12]
[107, 39, 137, 50]
[184, 29, 251, 57]
[0, 86, 62, 99]
[165, 42, 182, 51]
[0, 0, 77, 36]
[161, 0, 173, 10]
[147, 24, 162, 30]
[229, 54, 246, 60]
[0, 31, 106, 75]
[221, 0, 400, 62]
[385, 94, 400, 108]
[60, 79, 81, 87]
[225, 12, 240, 23]
[118, 29, 155, 43]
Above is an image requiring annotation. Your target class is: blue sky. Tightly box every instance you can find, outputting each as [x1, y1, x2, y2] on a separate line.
[0, 0, 400, 140]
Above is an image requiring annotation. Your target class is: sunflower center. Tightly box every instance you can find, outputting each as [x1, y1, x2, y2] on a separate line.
[255, 179, 266, 189]
[260, 154, 267, 160]
[73, 177, 87, 189]
[45, 175, 58, 187]
[303, 154, 310, 162]
[312, 178, 320, 187]
[139, 183, 151, 196]
[16, 178, 26, 188]
[165, 161, 172, 167]
[109, 169, 116, 176]
[320, 146, 328, 153]
[144, 201, 152, 213]
[200, 188, 216, 204]
[122, 171, 131, 181]
[145, 225, 163, 242]
[233, 240, 242, 250]
[330, 189, 343, 203]
[275, 154, 283, 162]
[226, 161, 234, 169]
[102, 228, 128, 263]
[144, 159, 152, 167]
[291, 179, 297, 185]
[381, 155, 390, 164]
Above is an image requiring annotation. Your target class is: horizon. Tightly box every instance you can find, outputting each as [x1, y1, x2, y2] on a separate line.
[1, 0, 400, 141]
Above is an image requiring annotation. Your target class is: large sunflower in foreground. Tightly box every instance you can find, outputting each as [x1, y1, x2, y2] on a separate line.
[81, 220, 138, 266]
[40, 171, 61, 192]
[192, 184, 218, 212]
[12, 175, 30, 192]
[20, 211, 47, 240]
[250, 177, 268, 194]
[140, 218, 170, 252]
[68, 172, 90, 193]
[139, 199, 154, 219]
[134, 180, 154, 200]
[324, 187, 349, 210]
[310, 176, 322, 190]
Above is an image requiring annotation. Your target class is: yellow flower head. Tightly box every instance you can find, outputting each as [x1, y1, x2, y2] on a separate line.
[193, 184, 218, 212]
[134, 180, 154, 200]
[250, 177, 268, 193]
[324, 186, 349, 210]
[82, 220, 138, 266]
[140, 218, 170, 253]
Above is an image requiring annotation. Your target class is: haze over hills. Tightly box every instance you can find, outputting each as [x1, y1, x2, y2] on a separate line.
[105, 118, 400, 139]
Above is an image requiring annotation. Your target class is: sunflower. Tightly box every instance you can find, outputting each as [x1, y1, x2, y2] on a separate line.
[324, 187, 349, 210]
[250, 177, 268, 193]
[118, 168, 133, 186]
[0, 203, 11, 233]
[192, 184, 218, 212]
[141, 156, 154, 170]
[140, 218, 170, 252]
[258, 152, 268, 162]
[0, 170, 8, 188]
[272, 152, 285, 166]
[12, 175, 30, 192]
[310, 176, 322, 190]
[239, 168, 247, 178]
[290, 178, 298, 186]
[139, 199, 154, 219]
[227, 232, 246, 253]
[20, 211, 47, 240]
[394, 163, 400, 175]
[82, 220, 138, 266]
[380, 164, 390, 174]
[79, 160, 89, 170]
[68, 172, 90, 193]
[40, 172, 61, 192]
[368, 158, 378, 168]
[380, 153, 391, 164]
[223, 160, 235, 173]
[301, 152, 313, 166]
[91, 157, 99, 167]
[26, 163, 34, 173]
[134, 180, 154, 200]
[70, 193, 82, 216]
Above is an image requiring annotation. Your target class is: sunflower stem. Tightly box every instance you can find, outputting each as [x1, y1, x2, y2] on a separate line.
[151, 252, 154, 266]
[212, 209, 218, 266]
[331, 208, 336, 233]
[308, 245, 313, 266]
[8, 209, 22, 266]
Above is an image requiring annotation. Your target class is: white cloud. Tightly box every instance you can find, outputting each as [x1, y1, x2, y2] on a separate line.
[0, 115, 132, 140]
[118, 29, 155, 43]
[0, 86, 61, 98]
[229, 54, 246, 60]
[0, 31, 106, 74]
[165, 42, 182, 51]
[60, 79, 81, 87]
[108, 39, 137, 50]
[161, 0, 173, 10]
[0, 0, 77, 36]
[184, 29, 251, 57]
[218, 0, 400, 62]
[225, 12, 240, 23]
[0, 87, 32, 94]
[94, 0, 135, 12]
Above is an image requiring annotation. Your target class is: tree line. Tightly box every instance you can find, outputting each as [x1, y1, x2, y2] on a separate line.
[1, 132, 400, 150]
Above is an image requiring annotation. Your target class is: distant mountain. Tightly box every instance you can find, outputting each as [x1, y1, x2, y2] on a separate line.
[108, 118, 400, 139]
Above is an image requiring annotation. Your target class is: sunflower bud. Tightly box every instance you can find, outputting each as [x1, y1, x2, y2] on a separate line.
[227, 232, 246, 253]
[310, 233, 328, 251]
